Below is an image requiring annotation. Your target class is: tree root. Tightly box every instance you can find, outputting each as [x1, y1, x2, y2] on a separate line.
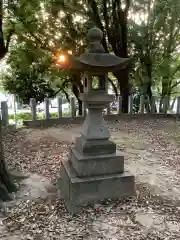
[0, 120, 17, 202]
[0, 181, 12, 201]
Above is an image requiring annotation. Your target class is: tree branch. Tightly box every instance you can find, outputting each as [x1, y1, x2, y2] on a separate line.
[171, 65, 180, 78]
[124, 0, 131, 16]
[62, 88, 70, 103]
[108, 78, 118, 97]
[171, 80, 180, 90]
[54, 79, 70, 102]
[87, 0, 108, 52]
[5, 27, 14, 51]
[102, 0, 111, 50]
[110, 0, 119, 54]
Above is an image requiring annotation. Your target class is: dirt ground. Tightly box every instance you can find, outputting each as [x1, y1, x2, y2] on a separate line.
[1, 118, 180, 239]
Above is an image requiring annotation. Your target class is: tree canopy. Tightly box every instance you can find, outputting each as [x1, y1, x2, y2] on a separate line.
[0, 0, 180, 112]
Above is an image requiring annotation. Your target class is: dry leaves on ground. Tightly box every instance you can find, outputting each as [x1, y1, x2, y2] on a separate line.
[1, 119, 180, 239]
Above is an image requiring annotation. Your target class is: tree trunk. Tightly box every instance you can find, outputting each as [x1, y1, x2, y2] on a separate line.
[144, 81, 153, 113]
[71, 73, 84, 116]
[0, 120, 17, 201]
[146, 82, 152, 100]
[114, 69, 129, 113]
[0, 0, 17, 202]
[72, 83, 83, 116]
[144, 63, 153, 112]
[160, 79, 169, 112]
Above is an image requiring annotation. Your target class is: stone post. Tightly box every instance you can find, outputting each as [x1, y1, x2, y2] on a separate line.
[117, 96, 122, 114]
[140, 95, 145, 114]
[13, 95, 17, 122]
[150, 96, 156, 114]
[30, 98, 36, 121]
[176, 97, 180, 115]
[16, 96, 21, 110]
[70, 97, 76, 117]
[1, 101, 9, 126]
[44, 98, 50, 119]
[82, 102, 87, 117]
[57, 97, 62, 118]
[128, 95, 133, 114]
[163, 96, 169, 115]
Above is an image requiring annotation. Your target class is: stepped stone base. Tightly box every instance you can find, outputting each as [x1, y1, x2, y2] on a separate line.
[59, 160, 136, 214]
[69, 148, 124, 177]
[75, 136, 116, 155]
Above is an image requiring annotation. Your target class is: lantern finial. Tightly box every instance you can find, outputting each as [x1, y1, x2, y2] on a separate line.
[87, 27, 105, 53]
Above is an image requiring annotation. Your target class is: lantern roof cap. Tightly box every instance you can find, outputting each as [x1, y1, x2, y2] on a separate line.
[72, 27, 130, 72]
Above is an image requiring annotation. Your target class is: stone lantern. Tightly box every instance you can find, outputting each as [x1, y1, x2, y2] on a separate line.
[59, 27, 135, 213]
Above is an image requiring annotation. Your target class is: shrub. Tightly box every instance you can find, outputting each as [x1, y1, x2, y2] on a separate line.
[8, 111, 70, 120]
[9, 112, 32, 120]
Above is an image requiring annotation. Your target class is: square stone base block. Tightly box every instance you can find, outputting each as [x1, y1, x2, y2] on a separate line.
[58, 160, 136, 214]
[75, 136, 116, 155]
[69, 148, 124, 177]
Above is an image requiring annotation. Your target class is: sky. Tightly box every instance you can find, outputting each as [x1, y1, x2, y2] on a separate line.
[0, 59, 7, 72]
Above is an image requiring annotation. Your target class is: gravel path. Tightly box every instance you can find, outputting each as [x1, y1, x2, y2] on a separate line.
[1, 118, 180, 239]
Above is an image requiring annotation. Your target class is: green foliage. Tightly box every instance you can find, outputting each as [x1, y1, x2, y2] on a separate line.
[1, 0, 73, 104]
[1, 0, 180, 109]
[4, 0, 134, 112]
[3, 73, 58, 105]
[2, 38, 69, 104]
[9, 112, 32, 120]
[129, 0, 180, 100]
[8, 111, 70, 121]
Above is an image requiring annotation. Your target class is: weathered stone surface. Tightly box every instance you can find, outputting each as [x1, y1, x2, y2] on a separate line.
[69, 148, 124, 177]
[81, 108, 111, 140]
[75, 136, 116, 155]
[59, 160, 135, 213]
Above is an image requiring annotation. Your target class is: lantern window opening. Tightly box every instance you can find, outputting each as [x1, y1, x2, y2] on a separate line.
[92, 76, 100, 90]
[91, 74, 106, 91]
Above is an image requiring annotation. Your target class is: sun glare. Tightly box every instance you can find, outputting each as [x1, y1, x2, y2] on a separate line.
[58, 55, 66, 62]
